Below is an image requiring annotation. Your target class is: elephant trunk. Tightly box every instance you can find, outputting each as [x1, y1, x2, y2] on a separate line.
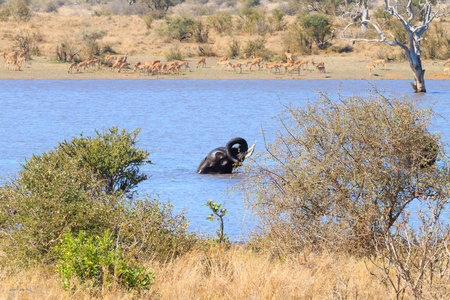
[226, 137, 248, 163]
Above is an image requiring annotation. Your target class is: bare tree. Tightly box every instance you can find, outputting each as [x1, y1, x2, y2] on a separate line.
[339, 0, 448, 93]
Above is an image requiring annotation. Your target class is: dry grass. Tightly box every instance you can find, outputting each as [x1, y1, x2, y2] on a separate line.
[0, 246, 397, 299]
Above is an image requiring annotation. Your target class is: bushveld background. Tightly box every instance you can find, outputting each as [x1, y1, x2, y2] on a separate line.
[0, 0, 448, 79]
[0, 0, 450, 299]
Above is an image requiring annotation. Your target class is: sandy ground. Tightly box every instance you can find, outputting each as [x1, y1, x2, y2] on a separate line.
[1, 54, 449, 80]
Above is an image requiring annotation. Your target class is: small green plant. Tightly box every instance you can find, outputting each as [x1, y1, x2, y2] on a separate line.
[54, 230, 155, 291]
[205, 200, 229, 244]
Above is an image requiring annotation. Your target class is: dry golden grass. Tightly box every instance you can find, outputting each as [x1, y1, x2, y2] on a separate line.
[0, 246, 397, 299]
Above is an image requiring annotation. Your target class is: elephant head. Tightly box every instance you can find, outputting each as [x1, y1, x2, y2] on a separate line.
[197, 137, 256, 174]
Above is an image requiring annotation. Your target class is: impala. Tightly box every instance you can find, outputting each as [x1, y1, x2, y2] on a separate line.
[5, 58, 20, 71]
[117, 62, 130, 73]
[67, 62, 77, 73]
[367, 63, 375, 75]
[285, 52, 293, 62]
[371, 59, 386, 70]
[196, 58, 206, 68]
[443, 58, 450, 66]
[287, 64, 301, 76]
[77, 61, 88, 72]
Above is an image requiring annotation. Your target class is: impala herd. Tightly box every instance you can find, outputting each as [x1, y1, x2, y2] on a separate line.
[1, 50, 450, 78]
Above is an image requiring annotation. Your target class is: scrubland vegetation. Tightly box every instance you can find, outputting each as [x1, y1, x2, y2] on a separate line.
[1, 90, 450, 299]
[0, 0, 448, 80]
[1, 0, 450, 298]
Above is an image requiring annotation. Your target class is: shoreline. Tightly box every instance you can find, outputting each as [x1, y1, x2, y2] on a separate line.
[1, 55, 449, 80]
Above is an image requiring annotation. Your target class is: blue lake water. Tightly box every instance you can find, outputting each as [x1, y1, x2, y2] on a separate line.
[0, 79, 449, 241]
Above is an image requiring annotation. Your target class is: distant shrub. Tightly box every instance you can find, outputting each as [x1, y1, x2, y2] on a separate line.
[165, 44, 183, 60]
[227, 39, 240, 58]
[11, 0, 32, 22]
[54, 230, 155, 291]
[243, 37, 272, 60]
[282, 20, 312, 55]
[0, 5, 11, 21]
[300, 14, 331, 49]
[207, 12, 232, 34]
[165, 16, 198, 41]
[196, 44, 216, 57]
[142, 15, 153, 29]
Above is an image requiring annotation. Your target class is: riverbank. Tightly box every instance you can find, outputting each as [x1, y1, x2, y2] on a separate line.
[1, 54, 449, 80]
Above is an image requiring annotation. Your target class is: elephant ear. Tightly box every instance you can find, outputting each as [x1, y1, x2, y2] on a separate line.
[226, 137, 248, 163]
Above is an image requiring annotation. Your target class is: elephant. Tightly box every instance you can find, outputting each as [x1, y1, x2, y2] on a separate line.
[197, 137, 256, 174]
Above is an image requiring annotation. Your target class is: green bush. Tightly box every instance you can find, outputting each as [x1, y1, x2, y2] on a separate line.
[0, 127, 197, 264]
[243, 37, 272, 60]
[165, 16, 200, 42]
[54, 230, 155, 291]
[282, 20, 312, 55]
[11, 0, 32, 22]
[207, 12, 232, 34]
[300, 14, 331, 49]
[227, 39, 240, 58]
[239, 91, 448, 255]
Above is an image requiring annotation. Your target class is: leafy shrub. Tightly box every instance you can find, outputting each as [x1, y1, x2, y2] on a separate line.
[0, 5, 11, 21]
[227, 39, 240, 58]
[282, 20, 312, 55]
[0, 127, 153, 262]
[11, 0, 32, 22]
[207, 12, 232, 34]
[165, 16, 199, 41]
[421, 23, 449, 60]
[243, 37, 272, 60]
[196, 44, 216, 57]
[165, 45, 183, 61]
[239, 91, 448, 255]
[54, 230, 155, 291]
[300, 14, 331, 49]
[142, 15, 154, 29]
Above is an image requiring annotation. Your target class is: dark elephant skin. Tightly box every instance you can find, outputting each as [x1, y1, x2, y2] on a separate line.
[197, 137, 255, 174]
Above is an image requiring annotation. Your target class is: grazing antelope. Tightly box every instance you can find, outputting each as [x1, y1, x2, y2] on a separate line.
[443, 58, 450, 66]
[67, 62, 77, 73]
[216, 57, 228, 66]
[5, 58, 20, 71]
[367, 63, 375, 75]
[133, 61, 141, 72]
[6, 51, 18, 61]
[77, 61, 88, 72]
[19, 51, 27, 58]
[311, 60, 325, 70]
[287, 64, 301, 76]
[371, 59, 386, 70]
[316, 64, 326, 73]
[117, 62, 130, 73]
[17, 56, 27, 67]
[178, 61, 191, 72]
[196, 57, 206, 68]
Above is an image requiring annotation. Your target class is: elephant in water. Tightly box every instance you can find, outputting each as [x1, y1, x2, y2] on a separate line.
[197, 137, 256, 174]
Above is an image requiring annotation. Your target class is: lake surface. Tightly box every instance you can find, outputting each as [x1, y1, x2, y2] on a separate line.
[1, 79, 449, 241]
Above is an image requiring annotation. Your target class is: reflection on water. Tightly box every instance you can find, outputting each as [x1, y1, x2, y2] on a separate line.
[0, 79, 448, 240]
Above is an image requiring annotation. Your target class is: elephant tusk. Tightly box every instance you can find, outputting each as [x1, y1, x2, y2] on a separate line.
[244, 141, 256, 159]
